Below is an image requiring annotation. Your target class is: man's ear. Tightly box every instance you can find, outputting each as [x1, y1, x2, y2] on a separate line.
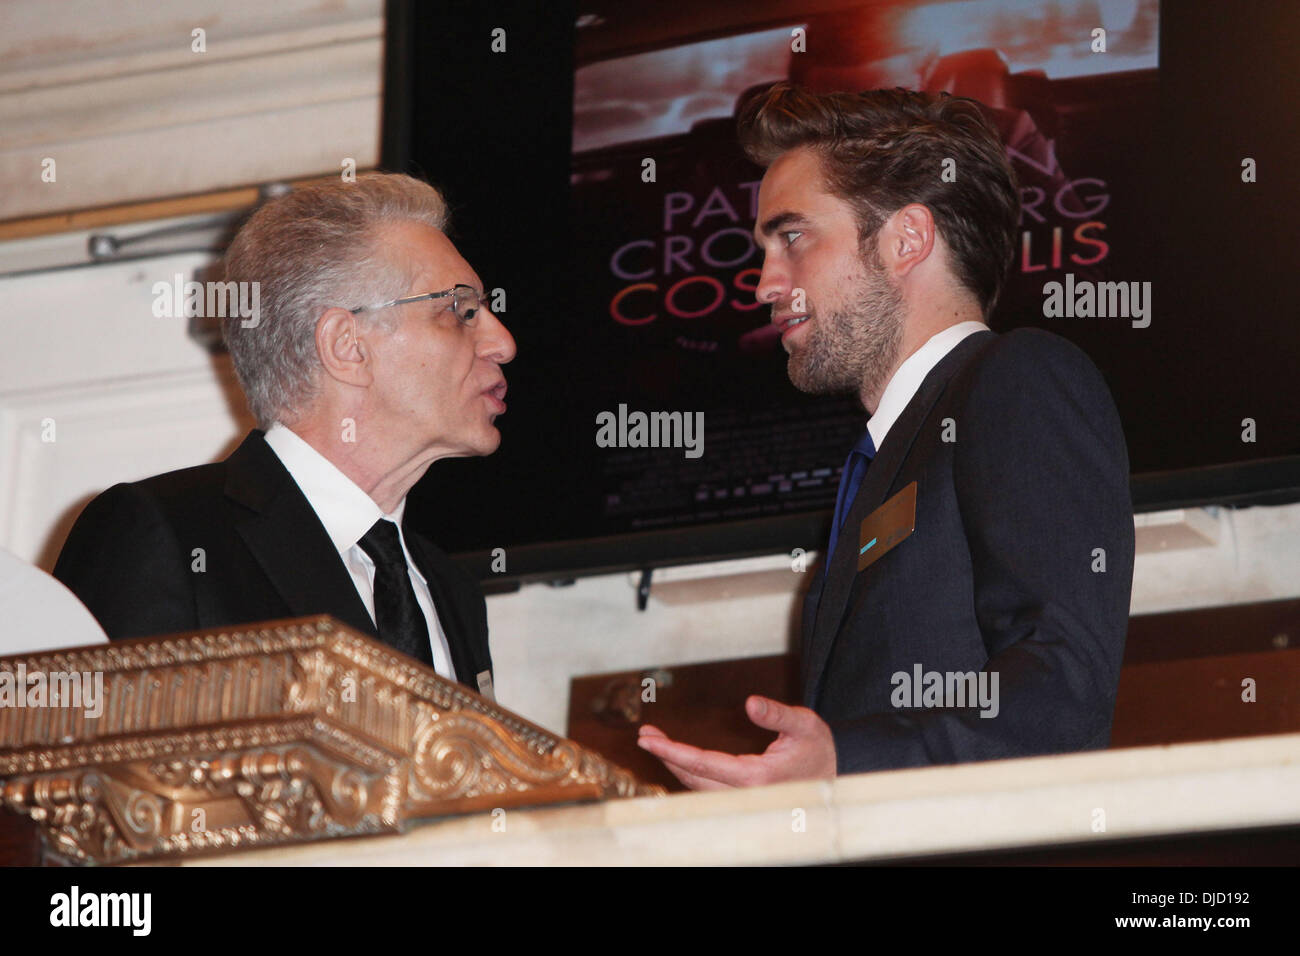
[881, 203, 936, 279]
[316, 307, 374, 387]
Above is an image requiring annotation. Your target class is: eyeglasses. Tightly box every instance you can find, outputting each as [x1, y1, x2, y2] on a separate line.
[349, 284, 482, 323]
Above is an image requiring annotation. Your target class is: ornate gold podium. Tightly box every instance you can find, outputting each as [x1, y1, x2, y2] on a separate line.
[0, 616, 661, 864]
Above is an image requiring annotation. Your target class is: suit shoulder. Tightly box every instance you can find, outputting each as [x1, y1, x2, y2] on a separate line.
[131, 460, 227, 502]
[61, 462, 230, 556]
[979, 327, 1100, 373]
[952, 328, 1129, 474]
[63, 460, 224, 549]
[55, 475, 206, 640]
[961, 327, 1113, 404]
[99, 460, 231, 528]
[62, 481, 165, 545]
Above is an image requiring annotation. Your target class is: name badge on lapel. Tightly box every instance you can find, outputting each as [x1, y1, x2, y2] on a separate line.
[857, 481, 918, 571]
[476, 670, 495, 701]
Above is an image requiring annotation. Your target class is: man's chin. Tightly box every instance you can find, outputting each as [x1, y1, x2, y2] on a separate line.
[447, 427, 502, 460]
[786, 356, 854, 396]
[476, 425, 503, 456]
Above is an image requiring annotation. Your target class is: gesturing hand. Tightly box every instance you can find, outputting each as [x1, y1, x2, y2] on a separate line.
[636, 695, 837, 790]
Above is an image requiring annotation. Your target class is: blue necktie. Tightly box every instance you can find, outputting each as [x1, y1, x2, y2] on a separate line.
[826, 429, 876, 564]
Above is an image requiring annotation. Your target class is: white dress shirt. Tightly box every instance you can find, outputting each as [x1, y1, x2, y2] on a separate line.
[263, 423, 457, 681]
[867, 321, 989, 452]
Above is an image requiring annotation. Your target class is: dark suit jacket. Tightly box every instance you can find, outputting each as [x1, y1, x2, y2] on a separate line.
[803, 328, 1133, 773]
[53, 431, 492, 691]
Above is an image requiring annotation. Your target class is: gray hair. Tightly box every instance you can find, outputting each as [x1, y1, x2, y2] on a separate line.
[221, 173, 450, 429]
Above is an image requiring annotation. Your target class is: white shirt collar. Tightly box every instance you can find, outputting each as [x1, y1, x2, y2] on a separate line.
[263, 423, 404, 555]
[867, 321, 989, 452]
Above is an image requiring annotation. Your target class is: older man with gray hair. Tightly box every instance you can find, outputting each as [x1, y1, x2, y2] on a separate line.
[54, 174, 514, 694]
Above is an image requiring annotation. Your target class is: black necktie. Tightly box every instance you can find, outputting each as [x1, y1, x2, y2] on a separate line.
[357, 518, 434, 667]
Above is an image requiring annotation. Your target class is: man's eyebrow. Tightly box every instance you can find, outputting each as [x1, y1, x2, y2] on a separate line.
[755, 211, 809, 240]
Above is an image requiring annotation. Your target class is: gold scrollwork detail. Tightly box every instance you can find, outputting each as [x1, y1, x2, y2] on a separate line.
[0, 616, 661, 863]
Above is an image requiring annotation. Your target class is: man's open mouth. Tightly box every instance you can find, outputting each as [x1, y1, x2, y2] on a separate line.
[483, 382, 508, 413]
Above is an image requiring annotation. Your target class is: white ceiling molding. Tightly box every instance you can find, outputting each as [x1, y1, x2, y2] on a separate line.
[0, 0, 384, 221]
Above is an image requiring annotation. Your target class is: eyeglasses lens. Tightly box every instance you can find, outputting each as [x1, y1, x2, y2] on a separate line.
[454, 286, 480, 322]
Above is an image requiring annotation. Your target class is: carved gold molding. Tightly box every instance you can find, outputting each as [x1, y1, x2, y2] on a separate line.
[0, 617, 662, 864]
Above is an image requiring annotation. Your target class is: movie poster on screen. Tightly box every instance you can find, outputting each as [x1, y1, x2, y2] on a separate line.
[570, 0, 1159, 531]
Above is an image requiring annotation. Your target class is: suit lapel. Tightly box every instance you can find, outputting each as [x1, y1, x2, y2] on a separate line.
[802, 331, 995, 707]
[225, 432, 377, 638]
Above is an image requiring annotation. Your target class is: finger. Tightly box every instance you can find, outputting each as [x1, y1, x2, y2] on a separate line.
[745, 695, 805, 734]
[636, 733, 704, 763]
[637, 734, 754, 787]
[657, 758, 733, 792]
[637, 724, 670, 740]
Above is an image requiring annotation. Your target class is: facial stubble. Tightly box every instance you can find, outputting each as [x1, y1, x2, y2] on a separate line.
[786, 242, 905, 408]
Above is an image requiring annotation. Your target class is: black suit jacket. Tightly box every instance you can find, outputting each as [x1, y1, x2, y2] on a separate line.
[803, 328, 1133, 773]
[53, 431, 492, 691]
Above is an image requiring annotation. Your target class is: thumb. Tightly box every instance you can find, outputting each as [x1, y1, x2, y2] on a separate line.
[746, 695, 799, 733]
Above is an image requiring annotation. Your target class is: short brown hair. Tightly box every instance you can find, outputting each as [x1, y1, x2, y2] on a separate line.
[739, 83, 1018, 316]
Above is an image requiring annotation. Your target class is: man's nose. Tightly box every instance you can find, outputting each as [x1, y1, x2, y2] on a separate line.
[476, 309, 517, 364]
[754, 258, 790, 307]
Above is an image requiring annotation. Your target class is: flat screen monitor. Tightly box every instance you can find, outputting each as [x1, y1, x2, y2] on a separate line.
[384, 0, 1300, 584]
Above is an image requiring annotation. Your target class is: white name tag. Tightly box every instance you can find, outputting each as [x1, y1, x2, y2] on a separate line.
[476, 670, 495, 701]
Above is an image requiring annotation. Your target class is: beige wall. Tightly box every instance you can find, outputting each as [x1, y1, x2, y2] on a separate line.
[0, 0, 383, 220]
